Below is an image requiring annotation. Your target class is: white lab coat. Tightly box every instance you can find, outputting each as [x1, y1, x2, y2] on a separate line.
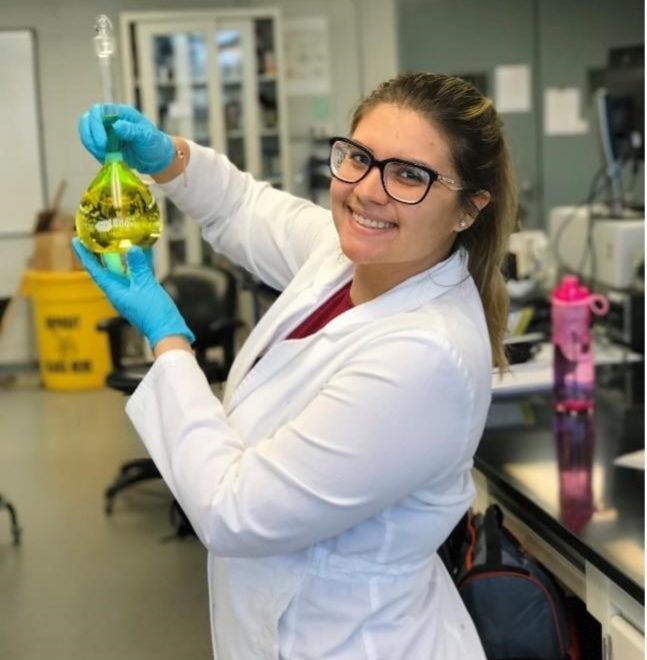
[126, 144, 490, 659]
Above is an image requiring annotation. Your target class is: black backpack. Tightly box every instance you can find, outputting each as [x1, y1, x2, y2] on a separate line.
[441, 505, 580, 660]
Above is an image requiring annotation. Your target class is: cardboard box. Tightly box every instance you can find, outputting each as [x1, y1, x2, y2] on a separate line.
[29, 230, 83, 272]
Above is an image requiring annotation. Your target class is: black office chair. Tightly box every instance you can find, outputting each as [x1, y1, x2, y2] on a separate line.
[98, 264, 243, 535]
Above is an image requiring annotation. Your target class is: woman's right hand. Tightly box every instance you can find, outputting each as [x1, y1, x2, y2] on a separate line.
[78, 103, 175, 174]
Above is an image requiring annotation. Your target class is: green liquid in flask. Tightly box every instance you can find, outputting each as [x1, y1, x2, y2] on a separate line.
[76, 116, 161, 275]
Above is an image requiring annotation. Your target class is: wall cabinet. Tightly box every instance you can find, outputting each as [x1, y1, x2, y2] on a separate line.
[120, 9, 290, 276]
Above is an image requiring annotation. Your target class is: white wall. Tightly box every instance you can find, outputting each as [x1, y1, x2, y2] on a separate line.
[354, 0, 398, 95]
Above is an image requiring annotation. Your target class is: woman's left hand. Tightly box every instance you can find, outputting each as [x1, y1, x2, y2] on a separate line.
[72, 237, 195, 349]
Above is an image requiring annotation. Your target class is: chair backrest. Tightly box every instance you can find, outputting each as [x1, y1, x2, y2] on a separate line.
[161, 264, 241, 373]
[99, 263, 243, 393]
[163, 265, 236, 330]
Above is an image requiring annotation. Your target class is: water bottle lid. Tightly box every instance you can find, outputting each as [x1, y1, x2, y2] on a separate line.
[553, 274, 590, 301]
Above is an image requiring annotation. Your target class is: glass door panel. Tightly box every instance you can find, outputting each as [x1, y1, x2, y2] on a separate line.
[137, 22, 211, 272]
[132, 14, 288, 273]
[150, 32, 210, 145]
[215, 25, 246, 171]
[254, 18, 282, 186]
[215, 20, 260, 177]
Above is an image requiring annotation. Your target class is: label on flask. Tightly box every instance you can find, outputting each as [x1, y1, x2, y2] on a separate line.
[96, 220, 112, 233]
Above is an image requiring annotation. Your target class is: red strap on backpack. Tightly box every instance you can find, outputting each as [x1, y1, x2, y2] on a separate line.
[464, 510, 478, 571]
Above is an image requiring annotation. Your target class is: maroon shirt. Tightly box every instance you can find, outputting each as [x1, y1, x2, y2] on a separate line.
[287, 282, 354, 339]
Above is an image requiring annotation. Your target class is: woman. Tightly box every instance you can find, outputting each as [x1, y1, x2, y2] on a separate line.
[75, 72, 516, 659]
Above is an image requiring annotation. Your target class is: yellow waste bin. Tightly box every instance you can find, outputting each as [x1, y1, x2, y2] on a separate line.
[21, 270, 116, 390]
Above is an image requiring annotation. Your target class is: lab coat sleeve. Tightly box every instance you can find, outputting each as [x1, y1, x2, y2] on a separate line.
[126, 334, 476, 558]
[154, 142, 334, 292]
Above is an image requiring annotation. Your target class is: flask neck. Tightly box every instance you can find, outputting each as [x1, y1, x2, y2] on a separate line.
[105, 151, 123, 163]
[102, 114, 123, 162]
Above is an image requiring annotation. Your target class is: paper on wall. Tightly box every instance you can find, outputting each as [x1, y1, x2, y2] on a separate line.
[494, 64, 531, 113]
[544, 87, 589, 135]
[283, 16, 331, 96]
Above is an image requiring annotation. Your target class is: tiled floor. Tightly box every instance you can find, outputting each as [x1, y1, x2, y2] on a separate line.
[0, 371, 211, 660]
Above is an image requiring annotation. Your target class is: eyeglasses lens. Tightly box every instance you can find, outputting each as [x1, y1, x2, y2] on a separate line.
[330, 140, 431, 204]
[331, 141, 367, 181]
[383, 162, 431, 204]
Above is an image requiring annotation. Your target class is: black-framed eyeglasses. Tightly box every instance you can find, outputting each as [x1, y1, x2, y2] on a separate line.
[328, 137, 464, 205]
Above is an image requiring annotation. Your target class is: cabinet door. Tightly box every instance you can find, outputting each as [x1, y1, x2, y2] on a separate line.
[136, 21, 213, 272]
[213, 17, 285, 188]
[253, 16, 286, 189]
[128, 12, 289, 274]
[213, 19, 259, 176]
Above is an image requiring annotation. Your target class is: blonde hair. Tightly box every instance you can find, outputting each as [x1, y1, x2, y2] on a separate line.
[351, 72, 517, 372]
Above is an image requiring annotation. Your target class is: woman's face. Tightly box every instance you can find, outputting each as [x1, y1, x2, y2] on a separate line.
[331, 103, 467, 284]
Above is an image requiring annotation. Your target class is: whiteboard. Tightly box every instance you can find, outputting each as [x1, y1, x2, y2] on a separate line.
[0, 30, 45, 235]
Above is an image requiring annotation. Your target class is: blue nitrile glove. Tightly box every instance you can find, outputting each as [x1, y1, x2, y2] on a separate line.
[72, 237, 195, 349]
[78, 103, 175, 174]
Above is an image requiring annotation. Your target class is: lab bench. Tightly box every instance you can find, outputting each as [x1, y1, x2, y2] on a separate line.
[474, 361, 644, 660]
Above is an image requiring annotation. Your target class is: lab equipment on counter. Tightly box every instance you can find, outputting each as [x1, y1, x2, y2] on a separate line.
[76, 15, 161, 275]
[551, 275, 609, 411]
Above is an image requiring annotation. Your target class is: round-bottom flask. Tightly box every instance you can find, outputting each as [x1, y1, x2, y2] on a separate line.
[78, 17, 162, 275]
[76, 125, 161, 275]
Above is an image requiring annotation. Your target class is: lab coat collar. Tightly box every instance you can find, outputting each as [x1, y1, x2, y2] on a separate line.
[225, 247, 469, 412]
[322, 247, 469, 336]
[223, 251, 353, 410]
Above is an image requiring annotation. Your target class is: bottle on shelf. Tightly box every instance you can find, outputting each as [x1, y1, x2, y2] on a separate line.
[551, 274, 609, 411]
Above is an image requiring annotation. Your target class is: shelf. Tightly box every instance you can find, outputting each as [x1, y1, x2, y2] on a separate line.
[225, 129, 278, 138]
[155, 79, 208, 87]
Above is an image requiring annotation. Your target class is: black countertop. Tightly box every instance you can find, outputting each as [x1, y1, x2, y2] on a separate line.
[477, 363, 644, 604]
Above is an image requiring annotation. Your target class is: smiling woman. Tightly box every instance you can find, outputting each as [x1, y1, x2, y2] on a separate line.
[344, 74, 516, 366]
[331, 103, 474, 303]
[74, 72, 517, 659]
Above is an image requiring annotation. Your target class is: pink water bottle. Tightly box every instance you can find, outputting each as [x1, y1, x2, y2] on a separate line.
[551, 275, 609, 411]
